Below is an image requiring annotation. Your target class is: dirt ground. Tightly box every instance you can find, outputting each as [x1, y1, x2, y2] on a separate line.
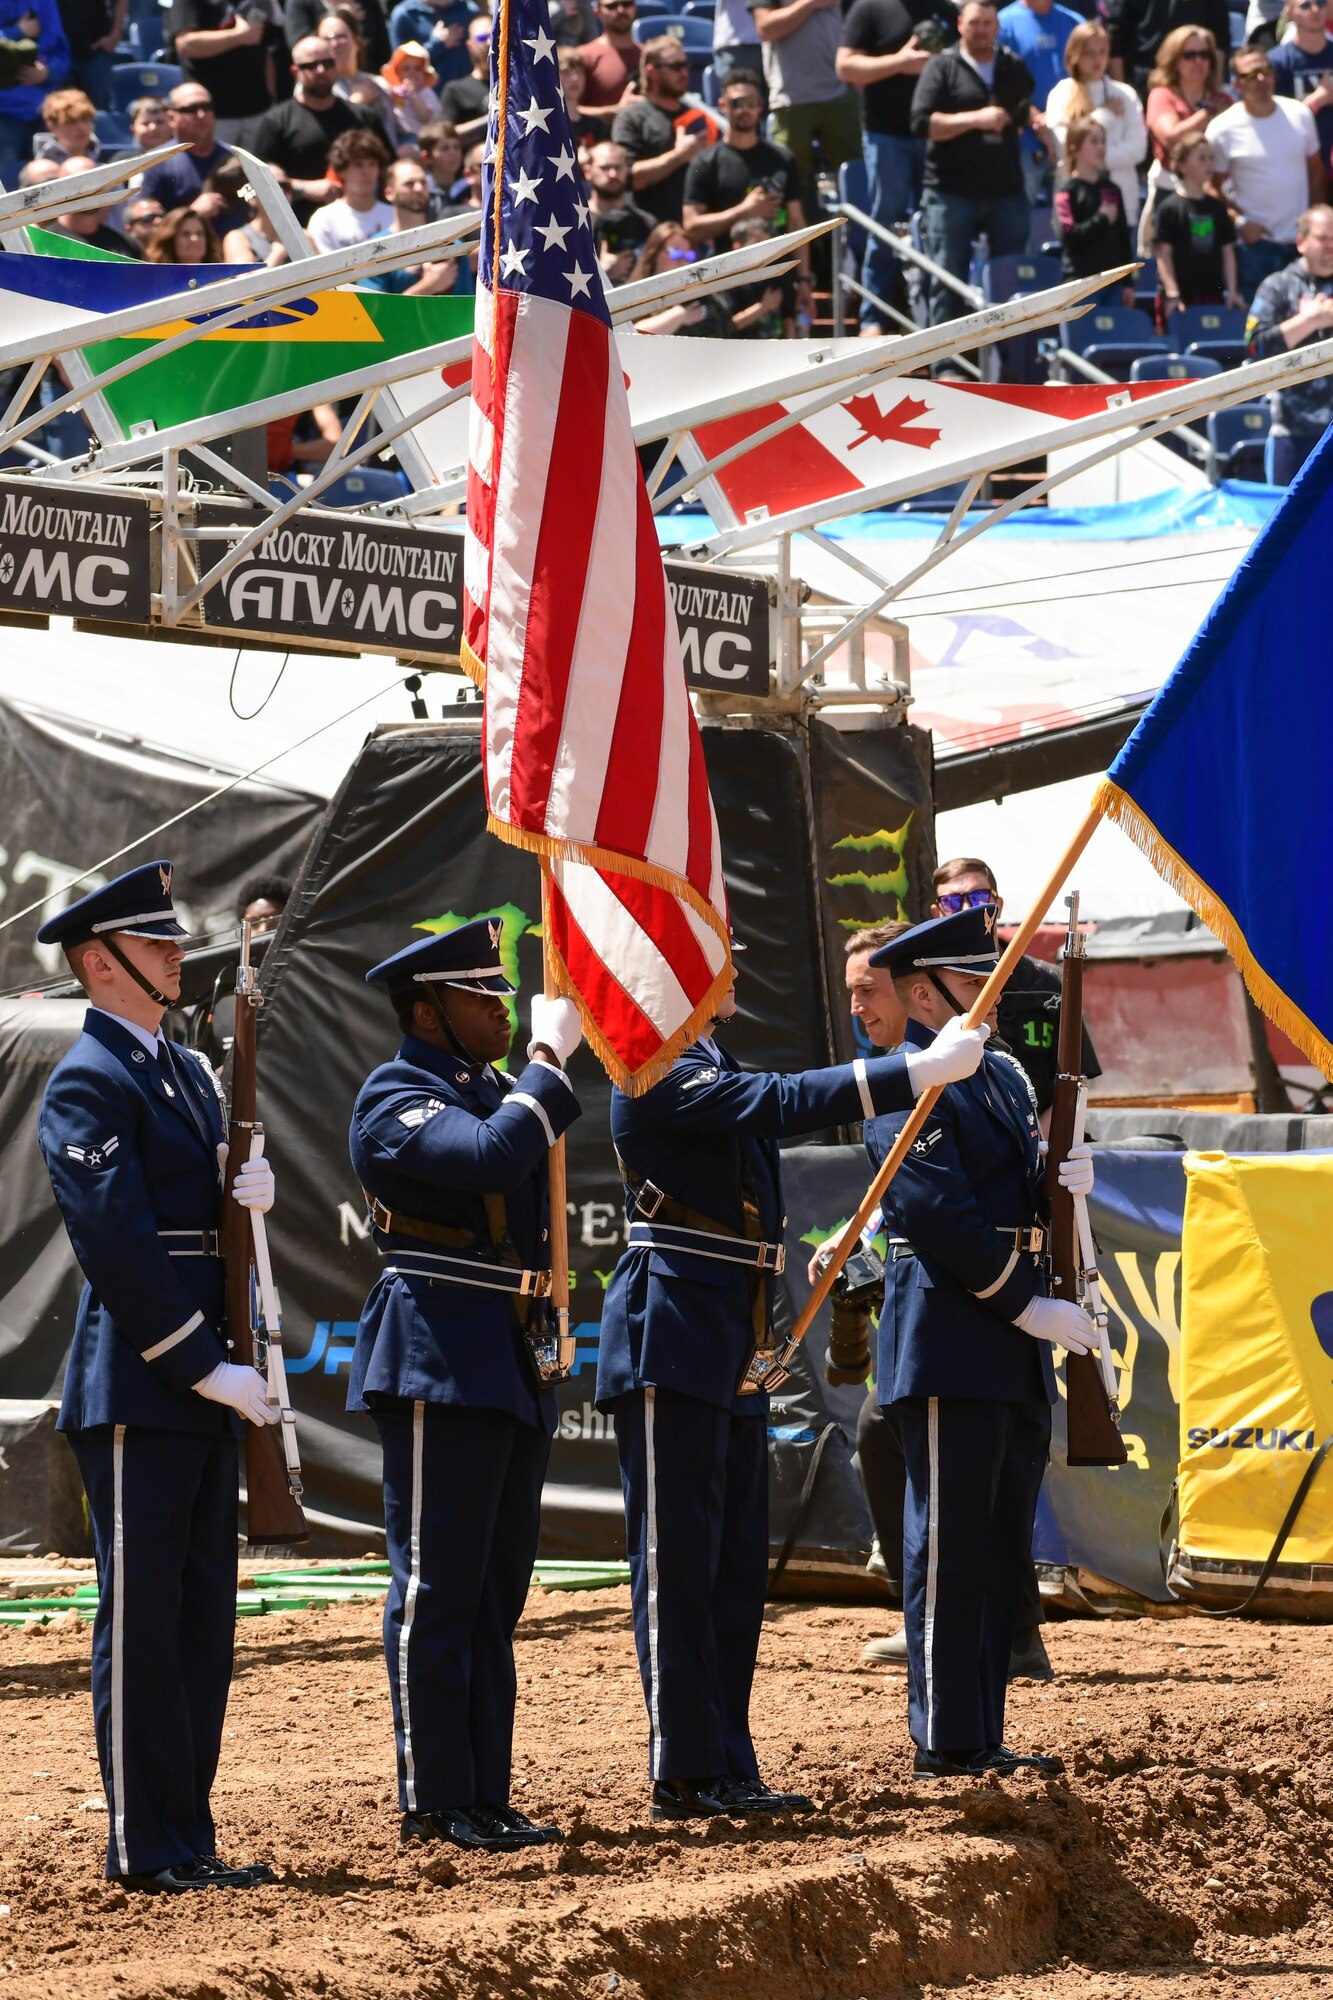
[1, 1584, 1332, 2000]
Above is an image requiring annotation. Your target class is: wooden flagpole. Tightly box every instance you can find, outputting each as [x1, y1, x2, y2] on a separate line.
[541, 871, 572, 1364]
[781, 803, 1103, 1363]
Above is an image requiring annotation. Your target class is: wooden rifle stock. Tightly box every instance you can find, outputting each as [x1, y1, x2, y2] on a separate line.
[1043, 896, 1126, 1468]
[220, 926, 310, 1546]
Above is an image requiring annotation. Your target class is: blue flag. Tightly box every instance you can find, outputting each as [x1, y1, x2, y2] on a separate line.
[1097, 427, 1333, 1077]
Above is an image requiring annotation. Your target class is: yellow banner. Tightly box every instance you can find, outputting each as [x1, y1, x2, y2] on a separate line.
[1179, 1151, 1333, 1566]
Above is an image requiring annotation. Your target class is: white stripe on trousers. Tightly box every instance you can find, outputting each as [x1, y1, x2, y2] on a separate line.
[644, 1387, 663, 1780]
[110, 1425, 129, 1875]
[398, 1400, 426, 1812]
[924, 1397, 940, 1754]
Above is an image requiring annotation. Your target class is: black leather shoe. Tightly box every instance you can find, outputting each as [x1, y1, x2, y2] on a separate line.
[650, 1778, 729, 1822]
[911, 1747, 990, 1780]
[471, 1805, 562, 1847]
[715, 1776, 815, 1816]
[401, 1808, 518, 1852]
[1007, 1628, 1055, 1682]
[197, 1854, 275, 1886]
[986, 1745, 1065, 1776]
[122, 1861, 227, 1894]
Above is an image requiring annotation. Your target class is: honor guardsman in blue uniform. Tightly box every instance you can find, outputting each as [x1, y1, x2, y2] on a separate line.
[36, 862, 280, 1894]
[596, 953, 989, 1822]
[866, 907, 1097, 1778]
[348, 920, 583, 1854]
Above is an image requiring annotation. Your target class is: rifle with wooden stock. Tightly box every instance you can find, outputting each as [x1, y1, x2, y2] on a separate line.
[1043, 892, 1127, 1468]
[220, 919, 309, 1545]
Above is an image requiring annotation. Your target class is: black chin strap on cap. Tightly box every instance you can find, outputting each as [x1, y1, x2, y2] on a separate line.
[927, 970, 965, 1018]
[422, 979, 486, 1066]
[101, 935, 173, 1008]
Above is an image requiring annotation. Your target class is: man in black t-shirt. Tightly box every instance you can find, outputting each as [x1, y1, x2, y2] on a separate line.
[439, 13, 490, 143]
[244, 35, 391, 215]
[611, 33, 710, 224]
[169, 0, 277, 140]
[682, 67, 810, 313]
[836, 0, 955, 330]
[587, 137, 655, 279]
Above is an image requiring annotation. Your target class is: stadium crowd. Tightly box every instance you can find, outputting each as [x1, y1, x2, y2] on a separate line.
[1, 0, 1329, 474]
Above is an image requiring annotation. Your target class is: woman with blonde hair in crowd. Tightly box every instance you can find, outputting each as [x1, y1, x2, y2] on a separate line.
[1141, 25, 1232, 248]
[1045, 21, 1147, 225]
[147, 206, 223, 264]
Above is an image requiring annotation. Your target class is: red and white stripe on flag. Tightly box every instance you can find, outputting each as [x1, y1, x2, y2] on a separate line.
[462, 272, 731, 1092]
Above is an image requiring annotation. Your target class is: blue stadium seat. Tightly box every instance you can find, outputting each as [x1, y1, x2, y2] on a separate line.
[1229, 7, 1246, 46]
[122, 15, 165, 58]
[1129, 352, 1223, 381]
[633, 0, 671, 13]
[631, 13, 712, 45]
[1207, 401, 1270, 481]
[95, 107, 132, 148]
[701, 60, 720, 103]
[1061, 305, 1168, 377]
[317, 468, 411, 507]
[1133, 254, 1157, 313]
[110, 60, 182, 112]
[838, 155, 869, 262]
[982, 251, 1061, 302]
[681, 0, 716, 15]
[1026, 205, 1052, 254]
[1175, 303, 1247, 367]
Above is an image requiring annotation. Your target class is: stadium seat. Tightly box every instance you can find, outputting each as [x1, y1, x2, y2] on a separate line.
[317, 468, 411, 507]
[681, 0, 716, 15]
[94, 107, 132, 148]
[110, 60, 182, 112]
[631, 13, 712, 45]
[1175, 303, 1247, 368]
[1060, 305, 1168, 377]
[1207, 401, 1270, 481]
[838, 156, 869, 263]
[1129, 352, 1223, 381]
[982, 251, 1061, 302]
[1133, 254, 1157, 313]
[1229, 7, 1246, 46]
[701, 60, 719, 104]
[1026, 205, 1052, 254]
[633, 0, 671, 13]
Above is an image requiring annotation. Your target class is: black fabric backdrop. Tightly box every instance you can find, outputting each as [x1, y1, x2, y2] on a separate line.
[0, 697, 324, 996]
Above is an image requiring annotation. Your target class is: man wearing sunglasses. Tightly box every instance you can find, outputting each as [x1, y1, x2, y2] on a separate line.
[244, 32, 391, 212]
[1269, 0, 1333, 163]
[1208, 43, 1325, 294]
[612, 33, 712, 222]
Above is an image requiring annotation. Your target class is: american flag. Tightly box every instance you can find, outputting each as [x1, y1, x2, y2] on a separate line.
[461, 0, 731, 1094]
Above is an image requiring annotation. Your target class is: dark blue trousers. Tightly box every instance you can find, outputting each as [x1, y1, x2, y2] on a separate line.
[895, 1396, 1051, 1759]
[68, 1424, 237, 1879]
[373, 1399, 549, 1812]
[612, 1386, 767, 1784]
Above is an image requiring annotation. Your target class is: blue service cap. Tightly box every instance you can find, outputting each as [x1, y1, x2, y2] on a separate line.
[868, 904, 1003, 979]
[36, 860, 189, 949]
[365, 915, 516, 996]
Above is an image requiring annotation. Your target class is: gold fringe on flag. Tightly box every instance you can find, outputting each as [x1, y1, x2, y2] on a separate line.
[1094, 779, 1333, 1082]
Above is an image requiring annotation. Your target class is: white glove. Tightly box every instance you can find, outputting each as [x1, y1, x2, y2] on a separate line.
[231, 1156, 275, 1213]
[904, 1014, 991, 1094]
[1014, 1296, 1096, 1356]
[194, 1361, 279, 1426]
[1057, 1143, 1094, 1199]
[528, 995, 583, 1066]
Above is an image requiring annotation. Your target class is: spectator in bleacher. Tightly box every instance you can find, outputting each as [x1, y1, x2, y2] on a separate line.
[319, 10, 395, 119]
[613, 35, 712, 225]
[911, 0, 1035, 325]
[220, 160, 292, 258]
[580, 0, 639, 123]
[46, 151, 138, 247]
[1270, 0, 1333, 168]
[558, 44, 603, 156]
[139, 83, 230, 215]
[729, 211, 798, 330]
[1108, 0, 1231, 101]
[169, 0, 276, 142]
[245, 35, 390, 210]
[1208, 43, 1324, 295]
[418, 114, 463, 211]
[0, 0, 67, 175]
[121, 192, 164, 244]
[1053, 113, 1135, 293]
[361, 151, 463, 288]
[1045, 20, 1147, 226]
[629, 217, 739, 330]
[1153, 129, 1242, 315]
[438, 8, 487, 135]
[998, 0, 1081, 207]
[16, 152, 59, 181]
[146, 200, 221, 257]
[123, 92, 170, 151]
[750, 0, 862, 194]
[386, 0, 470, 87]
[1246, 200, 1333, 477]
[836, 0, 955, 335]
[681, 66, 810, 310]
[713, 0, 764, 96]
[54, 0, 121, 110]
[290, 0, 388, 69]
[306, 123, 392, 247]
[587, 135, 656, 271]
[551, 0, 596, 47]
[32, 82, 94, 159]
[379, 39, 441, 137]
[1146, 24, 1230, 166]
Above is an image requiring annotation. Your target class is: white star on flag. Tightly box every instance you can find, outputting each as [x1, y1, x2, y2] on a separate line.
[499, 240, 529, 276]
[509, 166, 542, 203]
[535, 214, 572, 250]
[518, 98, 553, 133]
[564, 264, 592, 297]
[547, 146, 576, 181]
[523, 23, 555, 60]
